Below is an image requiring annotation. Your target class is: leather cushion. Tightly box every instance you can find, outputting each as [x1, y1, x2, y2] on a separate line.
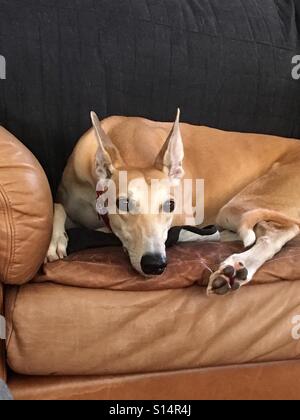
[8, 238, 300, 376]
[5, 274, 300, 376]
[0, 127, 53, 284]
[36, 237, 300, 291]
[0, 284, 5, 381]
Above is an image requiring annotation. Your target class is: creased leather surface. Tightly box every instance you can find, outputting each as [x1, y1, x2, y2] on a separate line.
[0, 284, 5, 381]
[36, 237, 300, 291]
[0, 127, 53, 285]
[6, 279, 300, 376]
[8, 361, 300, 400]
[37, 242, 241, 291]
[0, 1, 300, 193]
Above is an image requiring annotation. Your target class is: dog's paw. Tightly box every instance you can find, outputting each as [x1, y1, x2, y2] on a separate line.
[46, 232, 69, 263]
[207, 261, 248, 296]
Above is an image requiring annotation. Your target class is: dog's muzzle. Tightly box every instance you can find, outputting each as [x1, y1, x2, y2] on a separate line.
[141, 253, 167, 276]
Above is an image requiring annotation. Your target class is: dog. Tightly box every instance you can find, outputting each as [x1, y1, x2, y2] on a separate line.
[47, 110, 300, 295]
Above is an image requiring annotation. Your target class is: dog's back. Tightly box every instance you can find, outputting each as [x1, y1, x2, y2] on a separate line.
[61, 116, 300, 226]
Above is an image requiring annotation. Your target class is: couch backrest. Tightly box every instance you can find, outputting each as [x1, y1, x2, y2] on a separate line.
[0, 0, 300, 193]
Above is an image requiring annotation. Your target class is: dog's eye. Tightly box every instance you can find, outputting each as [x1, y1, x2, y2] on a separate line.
[116, 197, 130, 213]
[162, 200, 176, 213]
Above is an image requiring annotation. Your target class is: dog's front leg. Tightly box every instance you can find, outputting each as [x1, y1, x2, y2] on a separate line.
[46, 203, 69, 262]
[207, 221, 299, 296]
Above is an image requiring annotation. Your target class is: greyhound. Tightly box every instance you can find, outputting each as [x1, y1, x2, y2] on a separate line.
[47, 110, 300, 295]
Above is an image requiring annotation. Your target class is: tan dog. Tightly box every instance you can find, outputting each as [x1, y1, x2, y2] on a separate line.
[47, 111, 300, 295]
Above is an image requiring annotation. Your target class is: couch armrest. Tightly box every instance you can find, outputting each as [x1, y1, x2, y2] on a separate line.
[0, 283, 5, 381]
[0, 127, 53, 285]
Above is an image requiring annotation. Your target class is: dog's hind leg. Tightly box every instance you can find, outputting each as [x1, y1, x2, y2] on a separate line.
[46, 203, 69, 262]
[207, 220, 299, 295]
[207, 158, 300, 296]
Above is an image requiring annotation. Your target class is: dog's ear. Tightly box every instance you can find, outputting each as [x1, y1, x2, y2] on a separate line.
[155, 109, 184, 180]
[91, 112, 124, 179]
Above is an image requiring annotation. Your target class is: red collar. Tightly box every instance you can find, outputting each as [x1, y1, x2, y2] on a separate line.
[96, 189, 112, 232]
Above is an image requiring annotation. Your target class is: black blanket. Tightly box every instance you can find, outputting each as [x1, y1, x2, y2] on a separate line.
[67, 225, 219, 254]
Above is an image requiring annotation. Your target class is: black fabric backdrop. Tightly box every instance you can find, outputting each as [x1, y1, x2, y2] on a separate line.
[1, 0, 300, 194]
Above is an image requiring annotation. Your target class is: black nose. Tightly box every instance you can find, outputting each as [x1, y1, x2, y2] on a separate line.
[141, 254, 167, 276]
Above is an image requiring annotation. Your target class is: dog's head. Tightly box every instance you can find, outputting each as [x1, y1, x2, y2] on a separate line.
[91, 111, 185, 276]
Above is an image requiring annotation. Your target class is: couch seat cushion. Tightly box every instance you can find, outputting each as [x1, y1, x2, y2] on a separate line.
[6, 279, 300, 376]
[35, 237, 300, 291]
[7, 238, 300, 376]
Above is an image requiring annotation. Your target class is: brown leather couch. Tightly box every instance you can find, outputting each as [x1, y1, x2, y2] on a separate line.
[1, 126, 300, 400]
